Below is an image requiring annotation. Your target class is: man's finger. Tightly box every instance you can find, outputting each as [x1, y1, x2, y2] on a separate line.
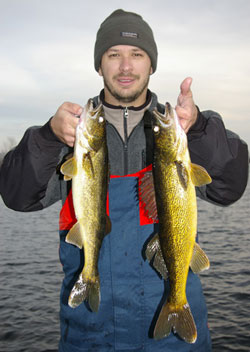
[175, 106, 189, 120]
[62, 102, 83, 115]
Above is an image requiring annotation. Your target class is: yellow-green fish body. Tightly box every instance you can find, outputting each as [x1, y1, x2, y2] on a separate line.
[147, 103, 211, 343]
[60, 99, 109, 312]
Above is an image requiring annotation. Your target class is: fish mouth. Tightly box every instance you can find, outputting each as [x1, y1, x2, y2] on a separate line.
[157, 114, 171, 128]
[86, 99, 104, 118]
[152, 103, 179, 145]
[84, 100, 104, 127]
[153, 103, 173, 128]
[77, 100, 105, 152]
[87, 101, 105, 151]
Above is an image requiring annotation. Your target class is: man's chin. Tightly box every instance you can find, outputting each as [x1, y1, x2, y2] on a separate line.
[111, 90, 141, 104]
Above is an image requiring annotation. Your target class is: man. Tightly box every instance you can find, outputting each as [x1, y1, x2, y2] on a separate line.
[0, 9, 248, 352]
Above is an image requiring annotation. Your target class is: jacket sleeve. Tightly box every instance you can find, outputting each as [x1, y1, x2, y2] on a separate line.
[0, 119, 65, 212]
[188, 109, 249, 206]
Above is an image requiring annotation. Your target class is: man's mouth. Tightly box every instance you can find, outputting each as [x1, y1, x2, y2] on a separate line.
[115, 74, 139, 87]
[118, 78, 133, 84]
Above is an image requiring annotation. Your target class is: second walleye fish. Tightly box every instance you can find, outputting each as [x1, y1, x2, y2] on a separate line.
[60, 99, 110, 312]
[140, 103, 211, 343]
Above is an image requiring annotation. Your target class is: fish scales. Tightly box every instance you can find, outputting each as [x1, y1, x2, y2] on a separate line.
[155, 154, 196, 302]
[73, 144, 107, 280]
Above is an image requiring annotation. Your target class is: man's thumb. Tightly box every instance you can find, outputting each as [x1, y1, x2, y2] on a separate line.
[180, 77, 193, 96]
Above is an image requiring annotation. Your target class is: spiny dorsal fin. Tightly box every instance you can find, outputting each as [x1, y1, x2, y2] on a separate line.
[65, 222, 83, 249]
[190, 242, 210, 273]
[139, 171, 158, 222]
[60, 157, 77, 180]
[190, 163, 212, 187]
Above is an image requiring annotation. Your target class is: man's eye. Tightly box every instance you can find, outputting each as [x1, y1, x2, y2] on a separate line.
[109, 53, 119, 58]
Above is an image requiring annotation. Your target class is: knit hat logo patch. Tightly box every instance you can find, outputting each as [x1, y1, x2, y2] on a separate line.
[120, 32, 138, 39]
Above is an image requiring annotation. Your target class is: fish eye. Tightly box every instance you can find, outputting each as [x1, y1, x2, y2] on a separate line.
[153, 125, 160, 134]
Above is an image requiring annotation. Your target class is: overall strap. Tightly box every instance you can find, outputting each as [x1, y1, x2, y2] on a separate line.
[143, 103, 165, 166]
[92, 95, 99, 108]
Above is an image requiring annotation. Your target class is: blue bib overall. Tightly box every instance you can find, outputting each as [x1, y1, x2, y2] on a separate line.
[58, 175, 211, 351]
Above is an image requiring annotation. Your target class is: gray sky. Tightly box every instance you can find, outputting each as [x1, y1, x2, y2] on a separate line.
[1, 0, 250, 149]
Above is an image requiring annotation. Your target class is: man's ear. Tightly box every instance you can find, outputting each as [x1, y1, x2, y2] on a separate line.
[150, 67, 153, 75]
[98, 67, 103, 77]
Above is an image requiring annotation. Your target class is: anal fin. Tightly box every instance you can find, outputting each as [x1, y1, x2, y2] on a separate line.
[145, 234, 168, 280]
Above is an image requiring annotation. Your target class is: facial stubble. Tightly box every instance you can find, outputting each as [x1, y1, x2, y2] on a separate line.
[103, 72, 151, 104]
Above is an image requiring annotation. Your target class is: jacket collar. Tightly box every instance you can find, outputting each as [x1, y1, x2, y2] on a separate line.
[99, 89, 154, 111]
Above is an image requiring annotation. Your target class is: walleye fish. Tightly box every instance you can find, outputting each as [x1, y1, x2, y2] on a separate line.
[140, 103, 211, 343]
[60, 99, 110, 312]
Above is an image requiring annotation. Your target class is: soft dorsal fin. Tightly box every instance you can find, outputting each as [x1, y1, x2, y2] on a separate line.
[190, 242, 210, 273]
[139, 171, 158, 222]
[60, 157, 77, 181]
[190, 163, 212, 187]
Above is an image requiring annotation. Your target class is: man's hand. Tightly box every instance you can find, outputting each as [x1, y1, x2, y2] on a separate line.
[50, 102, 83, 147]
[175, 77, 198, 133]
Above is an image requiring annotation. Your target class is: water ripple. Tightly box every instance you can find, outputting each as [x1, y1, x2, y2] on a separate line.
[1, 180, 250, 351]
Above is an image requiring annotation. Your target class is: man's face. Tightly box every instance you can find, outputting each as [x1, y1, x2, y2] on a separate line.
[99, 45, 152, 106]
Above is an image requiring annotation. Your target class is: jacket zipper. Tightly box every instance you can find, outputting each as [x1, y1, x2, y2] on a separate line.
[123, 107, 129, 174]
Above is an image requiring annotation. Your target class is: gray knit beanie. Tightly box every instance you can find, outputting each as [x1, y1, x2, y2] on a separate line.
[94, 9, 158, 73]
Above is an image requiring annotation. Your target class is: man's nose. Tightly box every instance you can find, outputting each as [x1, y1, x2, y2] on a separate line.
[119, 56, 133, 73]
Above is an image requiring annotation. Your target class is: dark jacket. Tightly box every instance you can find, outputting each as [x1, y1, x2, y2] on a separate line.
[0, 91, 248, 351]
[0, 92, 248, 212]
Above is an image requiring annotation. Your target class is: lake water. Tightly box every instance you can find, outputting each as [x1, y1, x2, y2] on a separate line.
[0, 179, 249, 351]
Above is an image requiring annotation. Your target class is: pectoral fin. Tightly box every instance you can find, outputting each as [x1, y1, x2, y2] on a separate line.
[60, 157, 77, 180]
[190, 163, 212, 187]
[66, 222, 83, 249]
[190, 242, 210, 273]
[175, 161, 189, 190]
[83, 152, 95, 177]
[105, 215, 112, 235]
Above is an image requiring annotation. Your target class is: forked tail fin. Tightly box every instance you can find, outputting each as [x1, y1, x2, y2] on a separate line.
[68, 274, 100, 312]
[154, 301, 197, 344]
